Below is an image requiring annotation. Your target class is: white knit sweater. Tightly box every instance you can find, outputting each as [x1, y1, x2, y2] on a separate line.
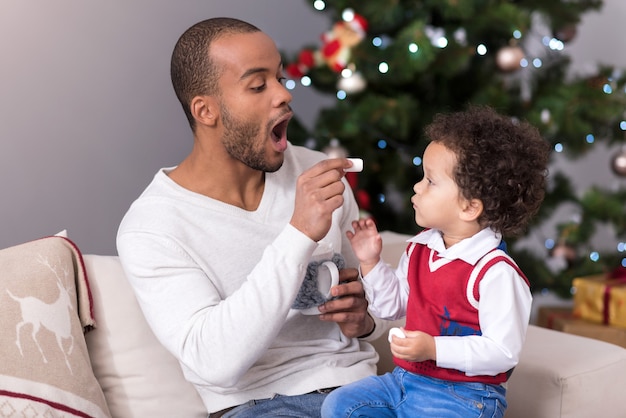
[116, 145, 379, 413]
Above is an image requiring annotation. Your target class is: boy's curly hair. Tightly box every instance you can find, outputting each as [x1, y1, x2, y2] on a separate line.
[425, 106, 550, 237]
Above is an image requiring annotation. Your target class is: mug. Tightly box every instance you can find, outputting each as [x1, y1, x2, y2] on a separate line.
[292, 243, 345, 315]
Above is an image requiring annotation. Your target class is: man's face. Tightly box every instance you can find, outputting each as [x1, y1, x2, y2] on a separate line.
[211, 31, 293, 173]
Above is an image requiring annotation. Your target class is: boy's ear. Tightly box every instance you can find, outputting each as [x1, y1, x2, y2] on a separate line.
[461, 198, 483, 221]
[190, 95, 218, 127]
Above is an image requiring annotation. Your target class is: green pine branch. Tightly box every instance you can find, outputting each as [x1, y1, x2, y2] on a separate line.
[286, 0, 626, 296]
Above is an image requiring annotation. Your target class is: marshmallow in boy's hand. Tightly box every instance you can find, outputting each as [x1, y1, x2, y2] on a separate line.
[388, 327, 406, 343]
[344, 158, 363, 172]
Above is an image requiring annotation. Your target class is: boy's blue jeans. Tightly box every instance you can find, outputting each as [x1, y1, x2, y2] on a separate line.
[321, 367, 506, 418]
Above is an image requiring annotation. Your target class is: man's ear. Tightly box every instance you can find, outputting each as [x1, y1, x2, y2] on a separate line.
[461, 198, 483, 222]
[190, 95, 218, 127]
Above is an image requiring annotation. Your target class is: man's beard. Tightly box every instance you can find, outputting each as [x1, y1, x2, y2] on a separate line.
[220, 104, 283, 173]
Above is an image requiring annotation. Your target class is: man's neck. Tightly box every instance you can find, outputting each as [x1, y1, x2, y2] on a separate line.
[169, 151, 266, 211]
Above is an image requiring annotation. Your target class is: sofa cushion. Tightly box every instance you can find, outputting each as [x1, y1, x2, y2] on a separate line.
[83, 254, 207, 417]
[0, 236, 111, 417]
[506, 324, 626, 418]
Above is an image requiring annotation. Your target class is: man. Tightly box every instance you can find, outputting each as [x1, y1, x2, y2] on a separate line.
[117, 17, 383, 417]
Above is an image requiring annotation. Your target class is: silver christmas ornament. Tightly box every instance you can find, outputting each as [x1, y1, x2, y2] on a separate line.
[610, 147, 626, 177]
[496, 45, 524, 72]
[337, 71, 367, 94]
[323, 138, 348, 158]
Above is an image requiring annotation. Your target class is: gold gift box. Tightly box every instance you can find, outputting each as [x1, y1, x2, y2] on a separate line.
[573, 274, 626, 329]
[537, 306, 626, 348]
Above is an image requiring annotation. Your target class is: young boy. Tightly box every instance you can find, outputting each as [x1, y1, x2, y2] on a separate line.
[322, 106, 550, 418]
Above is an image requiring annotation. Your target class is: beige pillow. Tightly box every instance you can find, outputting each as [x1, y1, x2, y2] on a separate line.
[0, 236, 111, 417]
[83, 254, 207, 417]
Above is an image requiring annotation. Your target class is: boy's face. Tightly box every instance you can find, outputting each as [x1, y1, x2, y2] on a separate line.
[411, 142, 469, 234]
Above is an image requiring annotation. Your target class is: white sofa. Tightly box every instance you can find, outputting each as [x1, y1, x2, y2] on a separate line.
[2, 233, 626, 417]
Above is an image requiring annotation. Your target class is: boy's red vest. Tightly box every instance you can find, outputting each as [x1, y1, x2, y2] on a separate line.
[394, 241, 529, 384]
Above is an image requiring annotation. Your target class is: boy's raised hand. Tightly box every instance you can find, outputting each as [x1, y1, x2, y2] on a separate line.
[346, 218, 382, 276]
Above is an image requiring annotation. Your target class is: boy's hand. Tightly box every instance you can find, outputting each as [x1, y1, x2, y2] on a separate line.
[389, 329, 437, 363]
[346, 218, 382, 275]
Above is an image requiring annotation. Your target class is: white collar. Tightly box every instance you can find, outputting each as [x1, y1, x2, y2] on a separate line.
[407, 228, 502, 265]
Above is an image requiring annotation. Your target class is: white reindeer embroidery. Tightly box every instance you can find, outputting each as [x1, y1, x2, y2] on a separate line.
[6, 253, 76, 373]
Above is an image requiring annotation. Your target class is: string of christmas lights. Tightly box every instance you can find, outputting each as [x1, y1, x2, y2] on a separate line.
[283, 0, 626, 296]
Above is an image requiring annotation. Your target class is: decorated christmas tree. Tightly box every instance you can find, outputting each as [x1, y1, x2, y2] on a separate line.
[284, 0, 626, 297]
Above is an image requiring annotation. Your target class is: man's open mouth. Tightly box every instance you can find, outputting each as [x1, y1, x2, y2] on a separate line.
[271, 117, 290, 142]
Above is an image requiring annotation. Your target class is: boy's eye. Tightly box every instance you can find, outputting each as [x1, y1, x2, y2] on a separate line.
[278, 76, 286, 85]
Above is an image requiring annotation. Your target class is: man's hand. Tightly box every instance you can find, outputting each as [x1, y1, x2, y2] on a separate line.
[318, 268, 374, 338]
[290, 158, 352, 242]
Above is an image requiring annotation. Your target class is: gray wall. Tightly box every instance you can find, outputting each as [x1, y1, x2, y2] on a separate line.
[556, 0, 626, 192]
[0, 0, 332, 255]
[520, 0, 626, 255]
[1, 0, 624, 256]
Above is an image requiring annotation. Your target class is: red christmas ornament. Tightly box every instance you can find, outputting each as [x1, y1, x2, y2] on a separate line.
[286, 12, 369, 77]
[356, 189, 372, 211]
[286, 49, 316, 78]
[320, 14, 368, 72]
[345, 171, 358, 190]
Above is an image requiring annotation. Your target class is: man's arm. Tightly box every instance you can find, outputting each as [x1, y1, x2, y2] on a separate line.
[117, 224, 317, 387]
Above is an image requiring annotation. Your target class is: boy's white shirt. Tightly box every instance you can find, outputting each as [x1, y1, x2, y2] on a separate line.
[362, 228, 532, 376]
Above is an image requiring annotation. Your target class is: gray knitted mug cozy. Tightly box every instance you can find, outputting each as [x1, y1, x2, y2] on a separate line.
[291, 252, 346, 310]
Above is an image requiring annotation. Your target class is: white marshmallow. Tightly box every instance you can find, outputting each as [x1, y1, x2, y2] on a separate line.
[345, 158, 363, 172]
[388, 327, 406, 342]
